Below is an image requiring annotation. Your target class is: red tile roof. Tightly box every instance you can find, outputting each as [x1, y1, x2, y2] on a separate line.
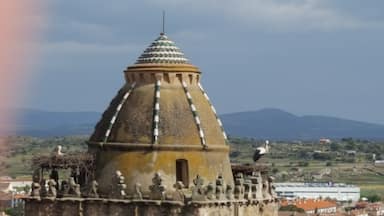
[0, 192, 12, 200]
[281, 199, 337, 211]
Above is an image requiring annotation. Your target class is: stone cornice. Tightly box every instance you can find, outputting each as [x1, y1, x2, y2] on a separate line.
[87, 141, 229, 152]
[125, 63, 200, 73]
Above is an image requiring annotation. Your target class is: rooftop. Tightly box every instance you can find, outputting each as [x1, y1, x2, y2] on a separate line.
[281, 199, 337, 211]
[135, 33, 189, 65]
[275, 182, 359, 188]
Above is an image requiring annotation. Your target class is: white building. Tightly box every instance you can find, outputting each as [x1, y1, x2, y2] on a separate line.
[275, 182, 360, 202]
[374, 160, 384, 167]
[0, 179, 32, 193]
[0, 179, 31, 208]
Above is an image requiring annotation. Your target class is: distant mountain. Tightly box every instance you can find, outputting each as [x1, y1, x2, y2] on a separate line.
[13, 109, 100, 137]
[220, 108, 384, 140]
[6, 108, 384, 140]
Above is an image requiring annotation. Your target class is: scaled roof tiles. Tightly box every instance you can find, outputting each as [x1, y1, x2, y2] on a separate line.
[135, 34, 189, 64]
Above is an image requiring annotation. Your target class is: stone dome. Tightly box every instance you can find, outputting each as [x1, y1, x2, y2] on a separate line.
[89, 33, 227, 148]
[88, 33, 232, 195]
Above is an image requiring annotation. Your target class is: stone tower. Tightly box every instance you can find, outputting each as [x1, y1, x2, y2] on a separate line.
[88, 33, 233, 195]
[24, 32, 278, 216]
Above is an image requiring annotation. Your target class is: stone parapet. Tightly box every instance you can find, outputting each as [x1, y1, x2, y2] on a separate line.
[24, 197, 279, 216]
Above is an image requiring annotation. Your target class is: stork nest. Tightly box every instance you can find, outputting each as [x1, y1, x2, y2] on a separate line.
[32, 151, 95, 171]
[231, 163, 270, 176]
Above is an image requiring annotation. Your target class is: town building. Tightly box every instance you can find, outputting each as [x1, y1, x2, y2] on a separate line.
[0, 192, 12, 212]
[0, 178, 31, 211]
[319, 138, 332, 144]
[275, 182, 360, 202]
[366, 203, 384, 216]
[348, 209, 369, 216]
[23, 32, 279, 215]
[281, 198, 337, 215]
[0, 179, 31, 193]
[355, 202, 384, 216]
[374, 160, 384, 167]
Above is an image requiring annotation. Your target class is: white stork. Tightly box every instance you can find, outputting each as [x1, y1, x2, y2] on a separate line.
[253, 140, 270, 162]
[52, 145, 64, 156]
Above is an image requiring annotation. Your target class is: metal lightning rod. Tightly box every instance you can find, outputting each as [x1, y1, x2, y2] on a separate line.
[162, 10, 165, 35]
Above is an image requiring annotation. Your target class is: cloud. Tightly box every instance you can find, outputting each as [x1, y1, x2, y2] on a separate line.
[172, 30, 209, 41]
[66, 21, 115, 41]
[40, 0, 382, 56]
[40, 41, 143, 55]
[147, 0, 380, 31]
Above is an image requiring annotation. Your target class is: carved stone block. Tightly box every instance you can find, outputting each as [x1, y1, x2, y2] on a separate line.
[47, 179, 57, 198]
[191, 175, 206, 201]
[205, 182, 215, 200]
[171, 181, 185, 202]
[226, 185, 234, 200]
[88, 180, 99, 198]
[215, 174, 225, 200]
[31, 182, 41, 197]
[149, 172, 166, 200]
[133, 183, 143, 200]
[234, 173, 245, 199]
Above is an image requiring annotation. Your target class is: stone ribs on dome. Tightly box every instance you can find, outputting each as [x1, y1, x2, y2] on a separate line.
[135, 33, 189, 64]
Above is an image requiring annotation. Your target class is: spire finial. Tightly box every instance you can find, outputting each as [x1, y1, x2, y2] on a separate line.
[161, 10, 165, 35]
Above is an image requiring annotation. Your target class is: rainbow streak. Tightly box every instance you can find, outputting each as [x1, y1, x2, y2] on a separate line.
[0, 1, 45, 175]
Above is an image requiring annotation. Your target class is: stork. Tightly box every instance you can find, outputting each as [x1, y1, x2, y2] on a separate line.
[52, 145, 64, 156]
[253, 140, 270, 162]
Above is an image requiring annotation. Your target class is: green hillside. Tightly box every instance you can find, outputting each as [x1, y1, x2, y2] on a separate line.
[1, 136, 383, 200]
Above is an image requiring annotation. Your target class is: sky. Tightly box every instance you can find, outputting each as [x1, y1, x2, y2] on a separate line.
[19, 0, 384, 124]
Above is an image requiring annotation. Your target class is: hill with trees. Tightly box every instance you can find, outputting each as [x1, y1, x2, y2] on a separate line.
[6, 108, 384, 140]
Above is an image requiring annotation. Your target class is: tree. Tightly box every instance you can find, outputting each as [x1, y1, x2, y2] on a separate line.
[229, 151, 241, 158]
[366, 194, 382, 202]
[298, 150, 309, 159]
[346, 140, 356, 150]
[330, 142, 341, 151]
[298, 161, 309, 167]
[313, 152, 332, 160]
[5, 205, 24, 216]
[24, 184, 31, 194]
[272, 168, 279, 174]
[279, 205, 305, 213]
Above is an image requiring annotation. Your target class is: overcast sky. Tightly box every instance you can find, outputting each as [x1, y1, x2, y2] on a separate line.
[24, 0, 384, 124]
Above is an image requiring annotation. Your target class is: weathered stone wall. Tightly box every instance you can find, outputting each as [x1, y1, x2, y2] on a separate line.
[25, 198, 278, 216]
[92, 149, 233, 195]
[25, 198, 81, 216]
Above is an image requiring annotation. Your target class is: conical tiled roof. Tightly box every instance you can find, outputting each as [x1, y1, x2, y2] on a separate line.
[135, 33, 189, 64]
